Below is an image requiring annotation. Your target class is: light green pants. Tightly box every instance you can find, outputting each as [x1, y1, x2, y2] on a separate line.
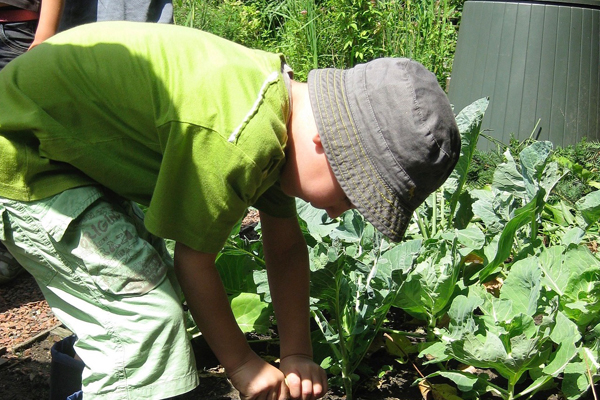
[0, 186, 199, 399]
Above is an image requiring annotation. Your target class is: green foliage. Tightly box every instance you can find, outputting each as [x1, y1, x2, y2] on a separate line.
[174, 0, 272, 49]
[297, 203, 420, 399]
[173, 0, 459, 87]
[196, 100, 597, 400]
[553, 139, 600, 204]
[230, 293, 271, 333]
[215, 213, 276, 334]
[378, 0, 458, 85]
[427, 245, 600, 400]
[322, 0, 385, 66]
[540, 244, 600, 332]
[467, 138, 600, 203]
[177, 95, 599, 400]
[414, 102, 600, 399]
[393, 237, 461, 340]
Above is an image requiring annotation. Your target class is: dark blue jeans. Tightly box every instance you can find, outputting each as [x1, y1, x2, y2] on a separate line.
[0, 21, 36, 71]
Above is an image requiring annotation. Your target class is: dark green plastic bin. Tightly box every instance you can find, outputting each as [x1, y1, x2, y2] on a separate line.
[448, 0, 600, 150]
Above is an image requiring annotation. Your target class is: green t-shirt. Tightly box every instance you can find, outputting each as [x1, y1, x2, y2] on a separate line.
[0, 21, 296, 253]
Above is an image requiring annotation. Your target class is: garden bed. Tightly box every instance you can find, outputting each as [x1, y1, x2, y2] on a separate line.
[0, 272, 572, 400]
[0, 272, 423, 399]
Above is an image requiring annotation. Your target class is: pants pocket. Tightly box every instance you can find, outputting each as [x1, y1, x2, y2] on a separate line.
[64, 196, 170, 296]
[0, 21, 35, 51]
[1, 187, 170, 296]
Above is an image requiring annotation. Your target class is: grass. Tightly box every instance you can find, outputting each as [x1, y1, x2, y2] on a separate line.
[172, 0, 460, 87]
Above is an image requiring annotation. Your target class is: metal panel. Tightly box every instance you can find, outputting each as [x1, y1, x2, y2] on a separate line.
[448, 0, 600, 150]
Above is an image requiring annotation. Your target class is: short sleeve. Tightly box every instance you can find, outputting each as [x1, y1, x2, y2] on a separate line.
[252, 181, 296, 218]
[144, 122, 262, 253]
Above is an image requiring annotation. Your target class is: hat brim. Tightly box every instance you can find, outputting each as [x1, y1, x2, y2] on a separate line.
[307, 67, 413, 242]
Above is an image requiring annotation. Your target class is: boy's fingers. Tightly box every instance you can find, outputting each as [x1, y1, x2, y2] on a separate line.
[317, 368, 328, 397]
[284, 372, 302, 398]
[301, 377, 315, 400]
[281, 359, 328, 399]
[311, 379, 325, 399]
[278, 380, 290, 400]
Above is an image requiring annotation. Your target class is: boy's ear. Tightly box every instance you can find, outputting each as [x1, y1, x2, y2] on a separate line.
[312, 133, 323, 147]
[312, 133, 325, 154]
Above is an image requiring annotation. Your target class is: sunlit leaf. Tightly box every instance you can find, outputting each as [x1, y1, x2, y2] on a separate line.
[230, 293, 271, 334]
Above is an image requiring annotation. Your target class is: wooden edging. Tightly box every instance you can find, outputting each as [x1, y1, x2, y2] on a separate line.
[10, 323, 69, 353]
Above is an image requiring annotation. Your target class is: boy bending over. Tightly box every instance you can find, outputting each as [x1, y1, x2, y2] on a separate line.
[0, 22, 459, 400]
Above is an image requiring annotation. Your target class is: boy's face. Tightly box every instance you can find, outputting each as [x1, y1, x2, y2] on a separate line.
[282, 79, 355, 218]
[281, 133, 354, 219]
[304, 162, 354, 219]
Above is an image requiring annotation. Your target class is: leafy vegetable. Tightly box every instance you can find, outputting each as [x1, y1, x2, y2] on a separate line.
[297, 203, 419, 399]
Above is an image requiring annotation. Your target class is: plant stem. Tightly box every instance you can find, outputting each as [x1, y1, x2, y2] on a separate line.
[508, 376, 517, 400]
[531, 215, 539, 243]
[222, 245, 266, 267]
[427, 316, 436, 342]
[432, 191, 438, 237]
[333, 273, 353, 400]
[246, 338, 279, 344]
[415, 210, 429, 239]
[440, 189, 446, 229]
[379, 327, 426, 338]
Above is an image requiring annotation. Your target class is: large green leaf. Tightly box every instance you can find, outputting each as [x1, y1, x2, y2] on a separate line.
[445, 98, 489, 223]
[539, 161, 565, 202]
[449, 332, 510, 377]
[230, 293, 271, 334]
[561, 351, 596, 400]
[445, 294, 483, 340]
[575, 189, 600, 230]
[563, 268, 600, 329]
[377, 238, 421, 288]
[539, 245, 569, 296]
[475, 287, 513, 328]
[520, 141, 553, 201]
[296, 198, 340, 238]
[478, 190, 545, 282]
[216, 253, 261, 295]
[563, 245, 600, 277]
[471, 188, 506, 235]
[499, 257, 542, 317]
[394, 238, 460, 324]
[543, 311, 580, 376]
[329, 210, 367, 243]
[562, 227, 586, 247]
[455, 225, 485, 251]
[492, 150, 527, 201]
[428, 370, 506, 398]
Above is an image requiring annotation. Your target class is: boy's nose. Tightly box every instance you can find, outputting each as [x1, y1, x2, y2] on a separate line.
[326, 205, 349, 219]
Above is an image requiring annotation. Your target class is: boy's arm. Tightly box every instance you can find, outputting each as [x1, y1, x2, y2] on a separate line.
[173, 243, 289, 400]
[260, 211, 328, 399]
[29, 0, 64, 49]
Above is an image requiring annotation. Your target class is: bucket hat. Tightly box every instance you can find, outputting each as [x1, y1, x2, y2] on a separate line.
[307, 58, 460, 241]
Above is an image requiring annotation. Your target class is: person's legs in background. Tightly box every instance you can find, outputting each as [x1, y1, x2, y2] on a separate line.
[0, 20, 36, 70]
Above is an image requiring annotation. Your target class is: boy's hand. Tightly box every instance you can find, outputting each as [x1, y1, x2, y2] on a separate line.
[228, 352, 289, 400]
[280, 355, 328, 400]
